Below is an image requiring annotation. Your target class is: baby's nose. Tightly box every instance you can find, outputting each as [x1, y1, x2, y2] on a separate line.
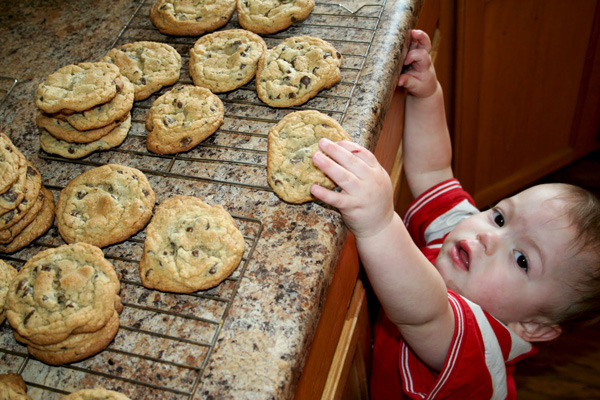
[476, 231, 499, 255]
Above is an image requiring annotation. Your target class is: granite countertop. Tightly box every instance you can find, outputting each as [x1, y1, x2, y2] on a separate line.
[0, 0, 421, 398]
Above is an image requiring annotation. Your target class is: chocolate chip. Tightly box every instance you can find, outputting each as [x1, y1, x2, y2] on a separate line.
[288, 93, 296, 99]
[186, 226, 193, 232]
[209, 266, 217, 274]
[24, 310, 35, 325]
[163, 115, 176, 126]
[143, 189, 150, 197]
[2, 190, 16, 202]
[180, 137, 192, 147]
[27, 166, 38, 176]
[300, 76, 311, 86]
[68, 147, 75, 154]
[76, 191, 87, 200]
[192, 250, 199, 257]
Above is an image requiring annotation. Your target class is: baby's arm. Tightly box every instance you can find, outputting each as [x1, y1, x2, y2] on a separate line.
[400, 30, 454, 198]
[311, 140, 454, 370]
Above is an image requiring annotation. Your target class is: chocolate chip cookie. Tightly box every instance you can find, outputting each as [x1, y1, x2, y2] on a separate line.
[146, 85, 224, 154]
[56, 164, 155, 247]
[0, 133, 28, 196]
[62, 387, 132, 400]
[256, 36, 343, 107]
[35, 62, 120, 114]
[0, 260, 17, 324]
[0, 373, 32, 400]
[237, 0, 315, 34]
[103, 41, 182, 101]
[189, 29, 266, 93]
[5, 243, 121, 347]
[150, 0, 236, 36]
[140, 195, 245, 292]
[36, 112, 124, 144]
[40, 113, 131, 159]
[53, 75, 134, 131]
[267, 110, 352, 203]
[0, 187, 55, 254]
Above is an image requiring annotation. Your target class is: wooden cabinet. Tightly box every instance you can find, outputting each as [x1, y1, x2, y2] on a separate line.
[452, 0, 600, 206]
[386, 0, 600, 208]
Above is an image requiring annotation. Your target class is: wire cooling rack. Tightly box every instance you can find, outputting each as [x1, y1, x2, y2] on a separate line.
[1, 0, 387, 398]
[0, 77, 18, 109]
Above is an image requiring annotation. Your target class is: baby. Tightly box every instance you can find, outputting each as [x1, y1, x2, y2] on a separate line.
[310, 29, 600, 399]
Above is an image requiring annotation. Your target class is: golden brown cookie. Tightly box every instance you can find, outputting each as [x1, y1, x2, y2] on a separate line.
[0, 260, 17, 324]
[256, 36, 343, 107]
[53, 75, 134, 131]
[237, 0, 315, 34]
[56, 164, 155, 247]
[40, 113, 131, 159]
[35, 62, 120, 114]
[36, 112, 123, 144]
[0, 187, 55, 254]
[0, 373, 32, 400]
[17, 310, 120, 365]
[103, 41, 182, 101]
[140, 195, 245, 292]
[267, 110, 352, 203]
[189, 29, 266, 93]
[150, 0, 236, 36]
[5, 243, 121, 347]
[0, 133, 28, 196]
[146, 85, 224, 154]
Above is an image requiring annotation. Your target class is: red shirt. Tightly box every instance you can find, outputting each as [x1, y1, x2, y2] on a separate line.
[370, 179, 537, 399]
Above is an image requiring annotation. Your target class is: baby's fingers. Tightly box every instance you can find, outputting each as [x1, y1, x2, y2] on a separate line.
[408, 29, 432, 53]
[317, 138, 374, 180]
[312, 150, 358, 192]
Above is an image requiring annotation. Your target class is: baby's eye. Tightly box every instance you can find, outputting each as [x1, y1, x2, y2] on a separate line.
[514, 250, 528, 272]
[492, 208, 505, 227]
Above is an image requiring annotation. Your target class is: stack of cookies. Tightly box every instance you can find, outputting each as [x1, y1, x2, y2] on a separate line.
[35, 62, 134, 159]
[5, 243, 122, 365]
[0, 133, 55, 253]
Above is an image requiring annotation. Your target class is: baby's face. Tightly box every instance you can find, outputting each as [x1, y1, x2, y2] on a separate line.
[435, 184, 580, 325]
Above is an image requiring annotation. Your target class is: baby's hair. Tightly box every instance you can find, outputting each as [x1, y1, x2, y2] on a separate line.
[552, 183, 600, 330]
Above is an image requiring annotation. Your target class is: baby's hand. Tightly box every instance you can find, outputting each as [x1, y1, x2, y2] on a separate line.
[310, 139, 394, 239]
[398, 29, 437, 98]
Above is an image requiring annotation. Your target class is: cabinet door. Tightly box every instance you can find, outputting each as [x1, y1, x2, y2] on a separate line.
[453, 0, 600, 206]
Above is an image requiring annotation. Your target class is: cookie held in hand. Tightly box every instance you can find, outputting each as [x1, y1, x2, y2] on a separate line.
[267, 110, 352, 203]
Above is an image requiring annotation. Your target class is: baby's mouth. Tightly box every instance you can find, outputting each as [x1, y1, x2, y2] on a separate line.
[456, 241, 470, 270]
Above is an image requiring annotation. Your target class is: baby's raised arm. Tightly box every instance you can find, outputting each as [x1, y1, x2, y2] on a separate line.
[400, 30, 454, 198]
[311, 139, 455, 370]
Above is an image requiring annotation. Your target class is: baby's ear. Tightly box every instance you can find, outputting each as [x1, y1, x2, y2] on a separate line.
[508, 321, 562, 342]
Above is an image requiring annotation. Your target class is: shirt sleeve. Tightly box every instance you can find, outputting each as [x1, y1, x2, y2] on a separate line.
[403, 179, 478, 248]
[399, 291, 536, 400]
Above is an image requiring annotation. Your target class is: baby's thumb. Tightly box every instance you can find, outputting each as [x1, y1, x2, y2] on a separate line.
[398, 74, 416, 92]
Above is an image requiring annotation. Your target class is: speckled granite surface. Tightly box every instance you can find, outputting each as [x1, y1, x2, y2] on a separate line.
[0, 0, 421, 398]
